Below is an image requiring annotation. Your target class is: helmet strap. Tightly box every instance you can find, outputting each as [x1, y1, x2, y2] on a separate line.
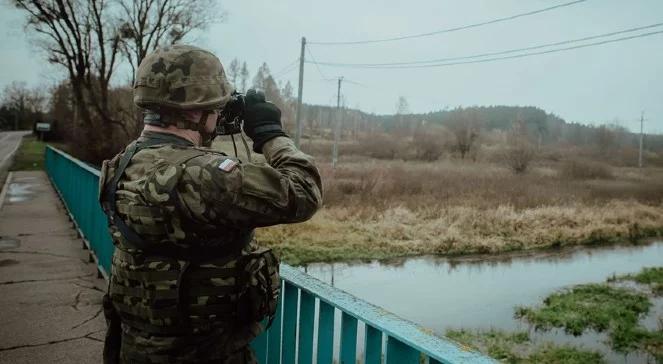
[197, 111, 217, 147]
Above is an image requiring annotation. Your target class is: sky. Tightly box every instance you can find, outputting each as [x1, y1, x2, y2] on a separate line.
[1, 0, 662, 133]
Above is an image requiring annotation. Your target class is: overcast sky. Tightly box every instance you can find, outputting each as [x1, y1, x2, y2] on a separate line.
[1, 0, 662, 133]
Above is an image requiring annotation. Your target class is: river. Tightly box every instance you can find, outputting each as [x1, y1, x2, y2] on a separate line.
[303, 241, 663, 363]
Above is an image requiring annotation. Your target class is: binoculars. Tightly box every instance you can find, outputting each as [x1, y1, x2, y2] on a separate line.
[217, 91, 245, 136]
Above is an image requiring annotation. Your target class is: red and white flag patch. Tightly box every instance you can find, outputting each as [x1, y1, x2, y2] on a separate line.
[218, 159, 238, 172]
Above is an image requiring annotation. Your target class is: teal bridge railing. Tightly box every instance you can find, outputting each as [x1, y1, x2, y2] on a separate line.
[45, 145, 494, 364]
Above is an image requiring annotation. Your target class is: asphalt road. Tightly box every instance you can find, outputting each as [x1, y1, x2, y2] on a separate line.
[0, 131, 31, 180]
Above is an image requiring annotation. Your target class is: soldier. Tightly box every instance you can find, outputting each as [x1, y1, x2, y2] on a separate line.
[99, 44, 322, 363]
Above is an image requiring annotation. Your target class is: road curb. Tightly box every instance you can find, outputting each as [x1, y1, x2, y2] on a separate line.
[0, 171, 13, 212]
[0, 132, 25, 168]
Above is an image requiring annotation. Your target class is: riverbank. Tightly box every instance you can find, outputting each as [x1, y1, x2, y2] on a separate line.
[258, 200, 663, 265]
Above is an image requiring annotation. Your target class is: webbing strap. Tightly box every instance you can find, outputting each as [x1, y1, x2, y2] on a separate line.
[114, 301, 236, 320]
[129, 223, 169, 236]
[116, 204, 163, 218]
[104, 139, 166, 251]
[112, 268, 181, 282]
[114, 301, 180, 320]
[110, 285, 179, 300]
[110, 283, 237, 299]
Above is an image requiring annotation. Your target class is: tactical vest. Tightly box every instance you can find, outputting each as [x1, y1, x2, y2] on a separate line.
[100, 136, 279, 337]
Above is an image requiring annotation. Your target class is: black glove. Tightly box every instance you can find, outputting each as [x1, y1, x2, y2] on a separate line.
[243, 89, 288, 153]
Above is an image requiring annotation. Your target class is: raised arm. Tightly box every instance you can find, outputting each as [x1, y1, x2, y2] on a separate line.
[176, 138, 322, 227]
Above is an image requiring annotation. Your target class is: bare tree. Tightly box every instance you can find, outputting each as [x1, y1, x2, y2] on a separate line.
[239, 62, 249, 93]
[1, 81, 46, 130]
[395, 96, 410, 133]
[117, 0, 221, 79]
[395, 96, 410, 115]
[227, 58, 240, 86]
[594, 125, 617, 156]
[13, 0, 123, 161]
[448, 109, 480, 159]
[504, 119, 535, 174]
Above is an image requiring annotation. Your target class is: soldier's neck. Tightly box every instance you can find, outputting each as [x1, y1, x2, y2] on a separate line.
[142, 125, 201, 146]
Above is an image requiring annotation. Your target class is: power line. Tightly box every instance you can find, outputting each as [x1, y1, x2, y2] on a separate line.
[272, 63, 298, 79]
[319, 78, 367, 87]
[306, 47, 333, 81]
[306, 29, 663, 69]
[309, 23, 663, 68]
[272, 58, 300, 78]
[308, 0, 587, 45]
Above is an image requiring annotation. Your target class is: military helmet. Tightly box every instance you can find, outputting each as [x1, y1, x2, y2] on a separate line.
[134, 44, 233, 111]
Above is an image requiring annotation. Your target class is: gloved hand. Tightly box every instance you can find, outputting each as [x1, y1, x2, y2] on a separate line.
[243, 89, 288, 153]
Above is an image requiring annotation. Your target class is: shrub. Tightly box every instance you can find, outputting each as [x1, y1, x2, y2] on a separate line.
[503, 144, 535, 174]
[503, 120, 535, 174]
[559, 159, 613, 180]
[358, 133, 404, 160]
[410, 126, 449, 161]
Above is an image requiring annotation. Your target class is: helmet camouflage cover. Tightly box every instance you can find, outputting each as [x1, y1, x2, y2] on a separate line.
[134, 44, 233, 111]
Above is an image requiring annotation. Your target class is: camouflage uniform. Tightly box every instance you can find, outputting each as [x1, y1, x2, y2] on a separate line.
[99, 45, 322, 363]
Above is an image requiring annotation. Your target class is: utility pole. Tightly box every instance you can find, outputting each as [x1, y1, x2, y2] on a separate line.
[294, 37, 306, 148]
[332, 77, 343, 168]
[638, 111, 645, 168]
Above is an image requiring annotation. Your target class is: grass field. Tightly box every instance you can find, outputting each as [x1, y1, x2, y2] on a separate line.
[9, 135, 47, 171]
[211, 137, 663, 265]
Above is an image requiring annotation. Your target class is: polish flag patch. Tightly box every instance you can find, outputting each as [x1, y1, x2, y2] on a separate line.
[218, 159, 238, 172]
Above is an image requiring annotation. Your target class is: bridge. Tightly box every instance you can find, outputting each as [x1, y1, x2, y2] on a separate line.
[2, 144, 494, 363]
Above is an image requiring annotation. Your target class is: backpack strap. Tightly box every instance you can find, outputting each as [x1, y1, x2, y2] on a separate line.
[103, 140, 163, 251]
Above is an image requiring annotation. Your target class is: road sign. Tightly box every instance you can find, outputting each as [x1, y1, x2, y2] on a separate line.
[36, 122, 51, 132]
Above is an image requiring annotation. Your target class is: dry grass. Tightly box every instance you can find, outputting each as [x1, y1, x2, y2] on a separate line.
[210, 136, 663, 265]
[319, 159, 663, 209]
[255, 157, 663, 265]
[559, 159, 614, 180]
[259, 200, 663, 265]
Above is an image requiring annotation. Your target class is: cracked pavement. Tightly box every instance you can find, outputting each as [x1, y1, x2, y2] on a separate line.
[0, 171, 106, 363]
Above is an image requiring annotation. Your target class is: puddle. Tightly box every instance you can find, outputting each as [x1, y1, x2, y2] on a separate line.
[0, 238, 20, 249]
[7, 182, 36, 203]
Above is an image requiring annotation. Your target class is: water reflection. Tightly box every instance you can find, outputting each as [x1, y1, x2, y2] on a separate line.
[304, 241, 663, 363]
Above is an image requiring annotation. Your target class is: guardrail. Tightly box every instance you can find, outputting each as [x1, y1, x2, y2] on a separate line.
[45, 145, 494, 364]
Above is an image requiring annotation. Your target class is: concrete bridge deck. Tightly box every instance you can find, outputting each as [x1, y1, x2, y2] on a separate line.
[0, 171, 105, 363]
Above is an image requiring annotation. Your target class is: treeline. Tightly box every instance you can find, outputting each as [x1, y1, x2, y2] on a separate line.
[298, 102, 663, 166]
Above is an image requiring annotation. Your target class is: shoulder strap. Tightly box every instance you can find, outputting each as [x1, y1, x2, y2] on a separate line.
[103, 139, 166, 251]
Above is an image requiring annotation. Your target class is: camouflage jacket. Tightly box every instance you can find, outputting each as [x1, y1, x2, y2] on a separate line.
[99, 132, 322, 362]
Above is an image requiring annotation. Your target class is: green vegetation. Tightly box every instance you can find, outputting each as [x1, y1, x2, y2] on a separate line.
[9, 135, 46, 171]
[449, 270, 663, 363]
[621, 267, 663, 295]
[515, 284, 650, 338]
[446, 329, 605, 364]
[526, 344, 606, 364]
[515, 282, 662, 360]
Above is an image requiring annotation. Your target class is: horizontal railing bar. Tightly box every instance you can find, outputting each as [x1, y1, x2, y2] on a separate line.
[280, 265, 494, 364]
[46, 145, 100, 177]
